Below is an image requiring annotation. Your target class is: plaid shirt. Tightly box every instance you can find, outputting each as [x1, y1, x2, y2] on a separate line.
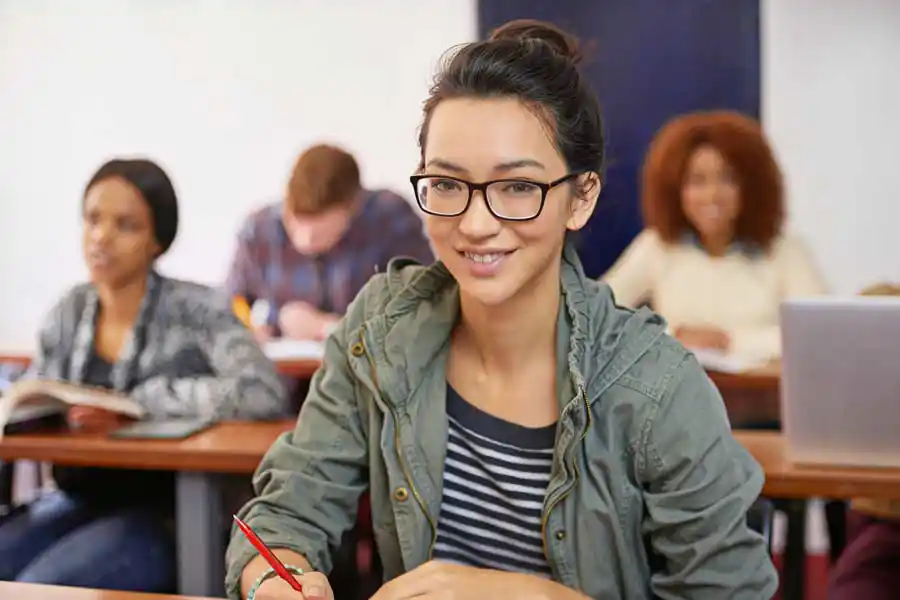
[226, 190, 434, 325]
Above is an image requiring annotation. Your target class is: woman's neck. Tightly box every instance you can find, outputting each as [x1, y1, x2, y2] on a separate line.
[96, 276, 147, 325]
[456, 262, 561, 375]
[699, 231, 734, 257]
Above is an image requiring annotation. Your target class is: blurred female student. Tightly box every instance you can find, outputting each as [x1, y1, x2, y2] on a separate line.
[0, 158, 288, 592]
[603, 112, 826, 365]
[226, 20, 776, 600]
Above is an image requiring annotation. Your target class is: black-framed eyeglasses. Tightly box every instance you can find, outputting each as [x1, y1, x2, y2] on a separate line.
[409, 173, 582, 222]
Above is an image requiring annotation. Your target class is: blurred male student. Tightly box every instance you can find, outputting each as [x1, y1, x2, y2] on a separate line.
[227, 144, 433, 341]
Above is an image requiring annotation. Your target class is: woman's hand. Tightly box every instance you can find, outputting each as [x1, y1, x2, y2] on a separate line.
[252, 571, 333, 600]
[370, 561, 585, 600]
[675, 326, 731, 351]
[252, 324, 276, 344]
[66, 406, 131, 433]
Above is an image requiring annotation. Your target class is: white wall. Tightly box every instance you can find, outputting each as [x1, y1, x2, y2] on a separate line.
[762, 0, 900, 294]
[2, 1, 898, 348]
[0, 0, 477, 349]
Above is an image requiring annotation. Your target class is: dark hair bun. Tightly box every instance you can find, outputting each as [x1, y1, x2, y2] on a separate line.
[490, 19, 582, 65]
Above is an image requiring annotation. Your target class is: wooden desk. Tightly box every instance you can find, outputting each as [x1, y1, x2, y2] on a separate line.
[707, 363, 781, 393]
[0, 353, 321, 379]
[276, 358, 320, 378]
[0, 352, 31, 367]
[0, 421, 293, 598]
[0, 421, 293, 473]
[708, 364, 781, 426]
[0, 582, 214, 600]
[0, 581, 213, 600]
[7, 424, 900, 595]
[735, 431, 900, 500]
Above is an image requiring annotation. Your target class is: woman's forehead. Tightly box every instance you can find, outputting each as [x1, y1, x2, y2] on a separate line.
[424, 98, 565, 176]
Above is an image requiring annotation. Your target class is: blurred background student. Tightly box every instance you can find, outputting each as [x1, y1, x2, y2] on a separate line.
[603, 111, 826, 366]
[226, 144, 434, 343]
[0, 158, 288, 593]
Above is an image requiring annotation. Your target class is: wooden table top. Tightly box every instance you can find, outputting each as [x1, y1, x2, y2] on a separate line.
[2, 355, 777, 390]
[707, 363, 781, 392]
[0, 353, 321, 380]
[275, 358, 320, 378]
[0, 420, 294, 473]
[4, 420, 900, 500]
[0, 582, 213, 600]
[0, 353, 322, 379]
[735, 430, 900, 499]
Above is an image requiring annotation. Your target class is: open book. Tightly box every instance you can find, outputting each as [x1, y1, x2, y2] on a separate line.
[0, 380, 145, 439]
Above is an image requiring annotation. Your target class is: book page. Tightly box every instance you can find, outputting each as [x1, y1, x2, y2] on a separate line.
[0, 380, 144, 438]
[262, 339, 325, 361]
[690, 348, 768, 374]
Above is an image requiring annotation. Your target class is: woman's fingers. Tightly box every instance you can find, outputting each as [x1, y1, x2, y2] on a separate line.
[297, 571, 333, 600]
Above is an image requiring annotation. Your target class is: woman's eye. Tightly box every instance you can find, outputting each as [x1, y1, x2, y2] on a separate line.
[503, 182, 539, 194]
[433, 179, 460, 192]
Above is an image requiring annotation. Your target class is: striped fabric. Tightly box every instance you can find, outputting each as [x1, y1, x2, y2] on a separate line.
[433, 385, 555, 577]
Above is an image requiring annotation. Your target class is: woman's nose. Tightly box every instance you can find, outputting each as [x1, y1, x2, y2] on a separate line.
[457, 190, 502, 238]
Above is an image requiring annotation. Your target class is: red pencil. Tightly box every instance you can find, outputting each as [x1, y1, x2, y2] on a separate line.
[233, 515, 304, 593]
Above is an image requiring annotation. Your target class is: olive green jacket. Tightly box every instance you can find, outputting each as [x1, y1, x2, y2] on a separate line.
[226, 246, 777, 599]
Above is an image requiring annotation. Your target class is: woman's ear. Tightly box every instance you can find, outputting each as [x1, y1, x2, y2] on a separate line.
[567, 172, 602, 231]
[149, 239, 163, 260]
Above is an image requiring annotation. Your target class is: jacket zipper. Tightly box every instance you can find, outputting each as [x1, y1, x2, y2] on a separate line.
[358, 332, 438, 559]
[541, 385, 592, 566]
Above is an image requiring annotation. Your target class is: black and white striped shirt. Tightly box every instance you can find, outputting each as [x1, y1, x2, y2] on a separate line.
[433, 384, 556, 577]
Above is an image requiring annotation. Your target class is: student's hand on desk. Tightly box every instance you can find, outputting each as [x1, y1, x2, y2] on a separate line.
[370, 561, 586, 600]
[674, 326, 731, 351]
[278, 302, 339, 341]
[252, 324, 276, 344]
[66, 406, 131, 433]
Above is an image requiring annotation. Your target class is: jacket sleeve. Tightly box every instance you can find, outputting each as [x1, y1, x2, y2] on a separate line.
[23, 292, 82, 382]
[23, 305, 62, 381]
[640, 356, 778, 599]
[224, 313, 368, 598]
[129, 305, 288, 421]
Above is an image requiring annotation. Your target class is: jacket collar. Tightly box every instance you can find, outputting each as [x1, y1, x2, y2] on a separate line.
[354, 243, 655, 415]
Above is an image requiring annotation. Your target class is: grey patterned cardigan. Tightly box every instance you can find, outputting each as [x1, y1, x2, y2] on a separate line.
[27, 271, 289, 421]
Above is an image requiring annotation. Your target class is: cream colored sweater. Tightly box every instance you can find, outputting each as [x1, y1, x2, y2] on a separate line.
[602, 229, 827, 363]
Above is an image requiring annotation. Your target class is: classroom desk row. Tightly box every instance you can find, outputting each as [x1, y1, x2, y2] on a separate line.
[3, 420, 900, 596]
[0, 353, 321, 380]
[3, 351, 781, 422]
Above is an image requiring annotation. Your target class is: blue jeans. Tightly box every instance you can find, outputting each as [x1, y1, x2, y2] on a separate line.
[0, 491, 176, 592]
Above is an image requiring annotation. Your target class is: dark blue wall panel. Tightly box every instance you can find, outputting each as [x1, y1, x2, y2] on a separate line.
[478, 0, 760, 278]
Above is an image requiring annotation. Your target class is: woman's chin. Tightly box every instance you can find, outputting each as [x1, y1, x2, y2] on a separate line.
[454, 272, 522, 308]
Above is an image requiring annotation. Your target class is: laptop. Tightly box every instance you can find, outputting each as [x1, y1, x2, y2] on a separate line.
[781, 297, 900, 468]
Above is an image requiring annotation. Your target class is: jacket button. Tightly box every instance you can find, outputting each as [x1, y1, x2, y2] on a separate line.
[393, 487, 409, 502]
[555, 530, 566, 541]
[351, 342, 365, 356]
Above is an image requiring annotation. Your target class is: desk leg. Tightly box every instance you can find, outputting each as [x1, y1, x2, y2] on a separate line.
[176, 472, 224, 597]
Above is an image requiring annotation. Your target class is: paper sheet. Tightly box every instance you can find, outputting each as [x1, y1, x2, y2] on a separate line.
[262, 339, 325, 361]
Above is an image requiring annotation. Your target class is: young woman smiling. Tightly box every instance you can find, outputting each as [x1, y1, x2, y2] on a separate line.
[227, 21, 776, 600]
